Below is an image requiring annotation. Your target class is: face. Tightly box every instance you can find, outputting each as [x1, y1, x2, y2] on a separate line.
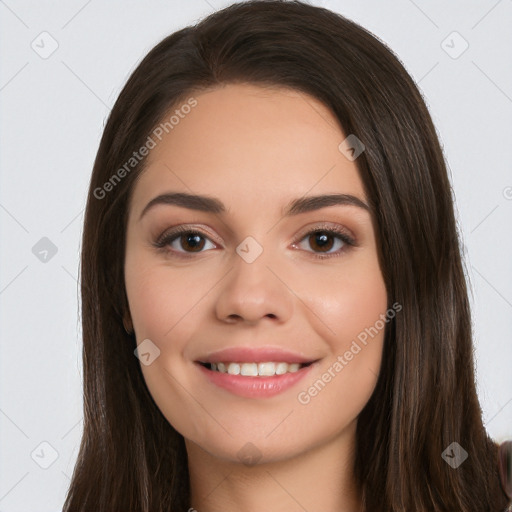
[124, 82, 388, 464]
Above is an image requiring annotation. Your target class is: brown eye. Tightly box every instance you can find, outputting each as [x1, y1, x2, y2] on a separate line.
[307, 231, 336, 252]
[155, 228, 216, 256]
[176, 233, 206, 252]
[154, 224, 355, 260]
[292, 226, 355, 259]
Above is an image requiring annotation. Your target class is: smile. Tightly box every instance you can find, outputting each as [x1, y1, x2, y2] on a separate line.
[195, 360, 318, 398]
[199, 361, 312, 376]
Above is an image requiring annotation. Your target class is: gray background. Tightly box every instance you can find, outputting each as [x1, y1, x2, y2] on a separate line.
[1, 0, 511, 510]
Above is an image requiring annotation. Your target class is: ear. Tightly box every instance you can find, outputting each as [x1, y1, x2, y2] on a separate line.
[122, 309, 134, 335]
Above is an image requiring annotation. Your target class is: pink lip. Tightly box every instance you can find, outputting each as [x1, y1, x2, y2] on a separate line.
[196, 346, 316, 364]
[195, 361, 318, 398]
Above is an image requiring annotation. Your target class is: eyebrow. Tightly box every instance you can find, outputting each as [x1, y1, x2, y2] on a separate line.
[138, 191, 370, 221]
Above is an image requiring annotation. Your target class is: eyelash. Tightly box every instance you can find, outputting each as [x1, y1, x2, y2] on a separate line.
[153, 224, 356, 260]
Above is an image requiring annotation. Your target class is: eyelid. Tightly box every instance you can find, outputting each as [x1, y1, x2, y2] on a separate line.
[155, 221, 354, 243]
[292, 221, 355, 244]
[154, 223, 222, 247]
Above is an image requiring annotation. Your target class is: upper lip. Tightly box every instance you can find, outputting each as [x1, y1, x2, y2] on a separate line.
[195, 346, 319, 364]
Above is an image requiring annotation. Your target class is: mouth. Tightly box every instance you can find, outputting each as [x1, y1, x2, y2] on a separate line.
[194, 358, 319, 399]
[196, 360, 315, 377]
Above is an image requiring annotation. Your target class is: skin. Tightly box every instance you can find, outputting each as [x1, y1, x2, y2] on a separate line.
[124, 83, 388, 512]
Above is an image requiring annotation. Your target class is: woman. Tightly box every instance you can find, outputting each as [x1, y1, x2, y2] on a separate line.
[63, 1, 511, 510]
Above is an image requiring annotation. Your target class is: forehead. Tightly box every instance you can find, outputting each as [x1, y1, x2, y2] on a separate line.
[130, 82, 366, 215]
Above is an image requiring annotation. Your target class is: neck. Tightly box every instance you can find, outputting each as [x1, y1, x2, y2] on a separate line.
[186, 420, 363, 512]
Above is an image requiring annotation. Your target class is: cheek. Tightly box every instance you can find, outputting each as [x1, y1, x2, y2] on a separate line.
[125, 268, 174, 339]
[307, 253, 388, 344]
[125, 263, 207, 435]
[125, 256, 196, 340]
[296, 256, 387, 411]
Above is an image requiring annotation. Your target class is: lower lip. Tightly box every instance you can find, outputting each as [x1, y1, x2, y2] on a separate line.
[195, 362, 317, 398]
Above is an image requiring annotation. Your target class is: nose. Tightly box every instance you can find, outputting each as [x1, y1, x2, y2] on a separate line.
[214, 248, 294, 325]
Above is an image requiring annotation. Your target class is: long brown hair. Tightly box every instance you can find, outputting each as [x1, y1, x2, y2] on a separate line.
[63, 1, 510, 510]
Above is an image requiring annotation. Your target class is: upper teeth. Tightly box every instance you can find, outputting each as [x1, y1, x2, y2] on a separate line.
[210, 362, 304, 376]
